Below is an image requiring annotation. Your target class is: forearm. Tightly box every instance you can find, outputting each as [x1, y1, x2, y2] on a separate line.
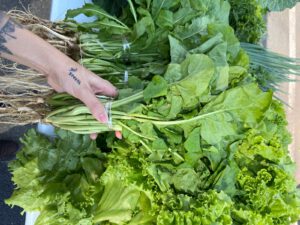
[0, 11, 72, 76]
[0, 11, 118, 131]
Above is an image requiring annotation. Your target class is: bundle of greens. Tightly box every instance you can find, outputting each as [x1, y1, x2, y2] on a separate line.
[65, 0, 300, 95]
[228, 0, 300, 44]
[241, 42, 300, 92]
[228, 0, 267, 43]
[47, 0, 253, 134]
[5, 0, 300, 224]
[64, 0, 235, 87]
[6, 100, 300, 224]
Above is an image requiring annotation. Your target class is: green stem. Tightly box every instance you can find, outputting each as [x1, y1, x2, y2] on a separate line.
[118, 121, 155, 141]
[140, 140, 153, 154]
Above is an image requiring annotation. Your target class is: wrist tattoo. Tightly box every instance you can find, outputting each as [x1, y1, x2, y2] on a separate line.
[0, 11, 21, 55]
[68, 67, 81, 85]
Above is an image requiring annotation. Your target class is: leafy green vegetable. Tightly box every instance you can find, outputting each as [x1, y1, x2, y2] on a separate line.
[6, 1, 300, 224]
[7, 97, 300, 224]
[241, 42, 300, 93]
[229, 0, 267, 43]
[92, 0, 127, 16]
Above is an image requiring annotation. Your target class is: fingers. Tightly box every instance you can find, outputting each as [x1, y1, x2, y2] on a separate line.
[90, 133, 98, 140]
[115, 131, 122, 140]
[90, 132, 121, 140]
[89, 73, 118, 97]
[77, 89, 123, 140]
[78, 91, 108, 124]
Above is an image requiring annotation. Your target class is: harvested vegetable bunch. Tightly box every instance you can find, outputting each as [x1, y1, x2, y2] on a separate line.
[64, 0, 233, 87]
[228, 0, 300, 44]
[6, 100, 300, 224]
[5, 0, 300, 224]
[0, 10, 78, 125]
[5, 129, 234, 224]
[228, 0, 267, 43]
[8, 10, 78, 57]
[47, 0, 253, 134]
[0, 62, 52, 125]
[241, 42, 300, 92]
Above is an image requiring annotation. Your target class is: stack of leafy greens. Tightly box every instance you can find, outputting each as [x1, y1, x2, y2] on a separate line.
[228, 0, 267, 43]
[65, 0, 237, 88]
[6, 0, 300, 224]
[229, 0, 300, 43]
[65, 0, 300, 93]
[228, 0, 300, 92]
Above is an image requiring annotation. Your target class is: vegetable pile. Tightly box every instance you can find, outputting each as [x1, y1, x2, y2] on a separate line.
[5, 0, 300, 225]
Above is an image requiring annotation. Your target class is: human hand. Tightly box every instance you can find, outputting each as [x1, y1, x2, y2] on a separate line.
[47, 59, 121, 139]
[0, 12, 121, 138]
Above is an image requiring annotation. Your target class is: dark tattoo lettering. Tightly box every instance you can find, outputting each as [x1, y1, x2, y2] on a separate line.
[0, 11, 22, 55]
[0, 12, 18, 55]
[68, 67, 81, 85]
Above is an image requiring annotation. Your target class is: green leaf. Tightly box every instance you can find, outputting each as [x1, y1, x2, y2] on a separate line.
[200, 112, 237, 145]
[173, 7, 196, 25]
[208, 42, 228, 67]
[94, 179, 141, 224]
[66, 3, 128, 29]
[38, 148, 58, 171]
[82, 157, 105, 183]
[166, 95, 183, 119]
[171, 54, 215, 108]
[151, 0, 180, 19]
[214, 66, 229, 91]
[143, 75, 168, 101]
[209, 0, 230, 23]
[207, 23, 240, 60]
[147, 165, 172, 192]
[127, 0, 138, 22]
[190, 32, 224, 54]
[164, 63, 182, 83]
[156, 10, 174, 28]
[203, 146, 226, 171]
[134, 7, 155, 39]
[213, 162, 239, 197]
[201, 83, 272, 124]
[178, 16, 211, 40]
[198, 83, 272, 144]
[171, 168, 198, 193]
[184, 127, 202, 153]
[92, 0, 127, 16]
[168, 35, 188, 63]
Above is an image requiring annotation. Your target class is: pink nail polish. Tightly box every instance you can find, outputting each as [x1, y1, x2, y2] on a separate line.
[90, 133, 97, 140]
[115, 131, 122, 139]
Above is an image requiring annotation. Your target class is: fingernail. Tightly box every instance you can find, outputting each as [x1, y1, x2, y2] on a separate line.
[90, 133, 97, 140]
[115, 131, 122, 139]
[112, 88, 118, 97]
[98, 113, 108, 123]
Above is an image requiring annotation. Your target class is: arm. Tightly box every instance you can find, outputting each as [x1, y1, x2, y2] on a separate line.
[0, 11, 117, 127]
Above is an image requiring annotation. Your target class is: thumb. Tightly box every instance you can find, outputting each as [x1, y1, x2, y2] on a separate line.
[78, 91, 108, 124]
